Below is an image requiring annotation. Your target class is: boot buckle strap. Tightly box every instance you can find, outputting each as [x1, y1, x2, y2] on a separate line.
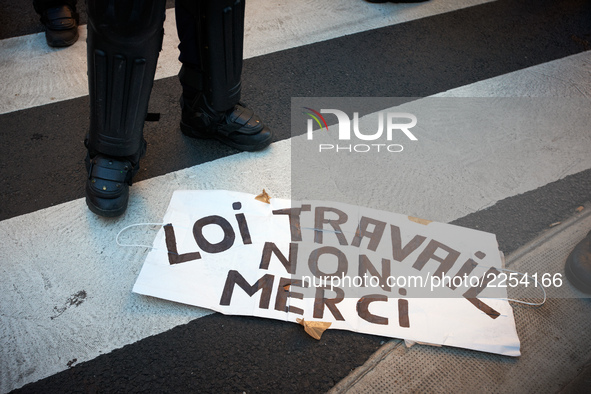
[88, 159, 131, 184]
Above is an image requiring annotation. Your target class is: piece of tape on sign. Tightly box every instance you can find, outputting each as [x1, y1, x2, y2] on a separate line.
[255, 189, 271, 204]
[132, 190, 521, 357]
[297, 318, 332, 340]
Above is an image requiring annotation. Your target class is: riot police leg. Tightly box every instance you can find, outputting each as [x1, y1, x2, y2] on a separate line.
[85, 0, 166, 217]
[176, 0, 273, 152]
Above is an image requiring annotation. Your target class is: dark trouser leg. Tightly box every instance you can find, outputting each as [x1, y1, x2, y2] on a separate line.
[85, 0, 166, 217]
[175, 0, 272, 152]
[33, 0, 78, 14]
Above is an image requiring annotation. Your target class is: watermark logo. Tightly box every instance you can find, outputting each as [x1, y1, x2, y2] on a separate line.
[303, 107, 329, 132]
[304, 108, 418, 153]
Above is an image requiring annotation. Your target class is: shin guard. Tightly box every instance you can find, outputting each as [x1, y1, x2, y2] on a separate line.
[86, 0, 167, 159]
[178, 0, 245, 112]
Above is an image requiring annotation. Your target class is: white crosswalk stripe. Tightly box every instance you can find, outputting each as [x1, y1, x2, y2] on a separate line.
[0, 0, 493, 115]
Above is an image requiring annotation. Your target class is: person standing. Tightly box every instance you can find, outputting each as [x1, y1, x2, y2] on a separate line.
[85, 0, 273, 217]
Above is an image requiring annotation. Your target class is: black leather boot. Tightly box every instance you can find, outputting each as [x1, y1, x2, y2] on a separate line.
[180, 91, 273, 152]
[40, 5, 79, 47]
[85, 154, 135, 217]
[85, 0, 166, 217]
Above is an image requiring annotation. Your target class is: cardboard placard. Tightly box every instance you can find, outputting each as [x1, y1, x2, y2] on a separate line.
[133, 190, 520, 356]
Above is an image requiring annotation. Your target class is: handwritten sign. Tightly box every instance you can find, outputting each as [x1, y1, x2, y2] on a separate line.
[133, 190, 520, 356]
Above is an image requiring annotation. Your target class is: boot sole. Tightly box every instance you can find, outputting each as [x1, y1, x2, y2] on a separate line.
[180, 121, 272, 152]
[85, 193, 129, 218]
[46, 29, 79, 48]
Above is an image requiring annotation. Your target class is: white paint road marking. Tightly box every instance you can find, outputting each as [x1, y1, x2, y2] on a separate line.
[0, 0, 494, 115]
